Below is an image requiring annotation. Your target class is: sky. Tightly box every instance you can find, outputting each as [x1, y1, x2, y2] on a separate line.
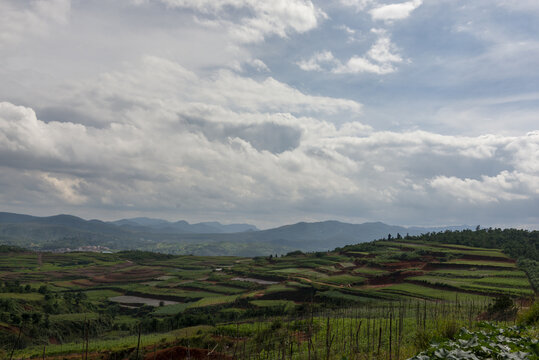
[0, 0, 538, 229]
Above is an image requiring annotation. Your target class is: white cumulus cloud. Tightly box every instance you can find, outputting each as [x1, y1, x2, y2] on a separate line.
[338, 0, 374, 12]
[144, 0, 325, 43]
[298, 29, 403, 75]
[369, 0, 423, 21]
[296, 51, 337, 71]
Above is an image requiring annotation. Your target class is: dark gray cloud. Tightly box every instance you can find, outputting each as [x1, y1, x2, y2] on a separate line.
[183, 116, 302, 154]
[37, 107, 102, 127]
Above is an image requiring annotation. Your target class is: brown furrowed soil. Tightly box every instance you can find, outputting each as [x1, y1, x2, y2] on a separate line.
[143, 345, 232, 360]
[366, 270, 424, 285]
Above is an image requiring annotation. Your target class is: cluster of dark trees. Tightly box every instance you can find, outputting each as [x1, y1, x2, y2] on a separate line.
[518, 258, 539, 291]
[404, 228, 538, 261]
[342, 228, 538, 262]
[0, 280, 34, 293]
[0, 245, 26, 253]
[134, 298, 313, 334]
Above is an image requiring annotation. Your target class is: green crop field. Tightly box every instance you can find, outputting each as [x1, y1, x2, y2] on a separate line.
[472, 276, 532, 288]
[186, 294, 241, 308]
[444, 259, 516, 267]
[250, 299, 296, 309]
[429, 269, 527, 278]
[379, 283, 491, 301]
[152, 303, 192, 315]
[322, 274, 366, 286]
[271, 267, 329, 278]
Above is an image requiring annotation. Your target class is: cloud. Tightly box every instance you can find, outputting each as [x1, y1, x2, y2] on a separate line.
[142, 0, 325, 43]
[298, 30, 403, 75]
[429, 171, 536, 204]
[432, 93, 539, 135]
[0, 0, 71, 48]
[249, 59, 270, 72]
[506, 131, 539, 173]
[2, 1, 539, 228]
[40, 173, 88, 205]
[336, 25, 360, 43]
[338, 0, 374, 12]
[335, 56, 393, 74]
[296, 51, 337, 71]
[337, 0, 423, 21]
[367, 29, 403, 63]
[496, 0, 539, 12]
[337, 25, 356, 35]
[1, 56, 538, 226]
[68, 56, 362, 123]
[369, 0, 423, 21]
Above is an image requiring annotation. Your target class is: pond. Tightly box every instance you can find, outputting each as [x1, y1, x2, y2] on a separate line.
[108, 295, 179, 307]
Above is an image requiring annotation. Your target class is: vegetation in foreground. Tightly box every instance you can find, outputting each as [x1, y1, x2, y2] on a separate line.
[410, 322, 538, 360]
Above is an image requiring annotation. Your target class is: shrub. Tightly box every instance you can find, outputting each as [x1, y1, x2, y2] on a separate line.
[285, 250, 304, 257]
[517, 299, 539, 325]
[439, 319, 460, 340]
[484, 295, 517, 321]
[412, 328, 431, 351]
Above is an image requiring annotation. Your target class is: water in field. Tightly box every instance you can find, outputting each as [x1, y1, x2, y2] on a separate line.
[108, 295, 179, 307]
[231, 277, 278, 285]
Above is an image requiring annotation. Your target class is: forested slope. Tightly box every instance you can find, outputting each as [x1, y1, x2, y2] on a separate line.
[404, 228, 538, 261]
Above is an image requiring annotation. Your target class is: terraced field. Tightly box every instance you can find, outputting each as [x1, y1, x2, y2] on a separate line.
[0, 239, 535, 359]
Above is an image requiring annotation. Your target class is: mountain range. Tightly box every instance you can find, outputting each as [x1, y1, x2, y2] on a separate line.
[0, 212, 471, 256]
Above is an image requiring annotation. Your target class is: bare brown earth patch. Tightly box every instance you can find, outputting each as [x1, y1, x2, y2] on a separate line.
[90, 267, 164, 284]
[460, 254, 515, 263]
[423, 262, 513, 271]
[143, 345, 232, 360]
[379, 261, 427, 270]
[367, 270, 424, 285]
[70, 279, 97, 287]
[0, 323, 18, 334]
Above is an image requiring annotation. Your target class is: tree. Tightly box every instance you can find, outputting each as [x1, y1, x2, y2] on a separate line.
[31, 313, 42, 325]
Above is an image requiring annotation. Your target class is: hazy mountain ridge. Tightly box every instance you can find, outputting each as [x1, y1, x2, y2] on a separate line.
[111, 217, 258, 234]
[0, 212, 472, 256]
